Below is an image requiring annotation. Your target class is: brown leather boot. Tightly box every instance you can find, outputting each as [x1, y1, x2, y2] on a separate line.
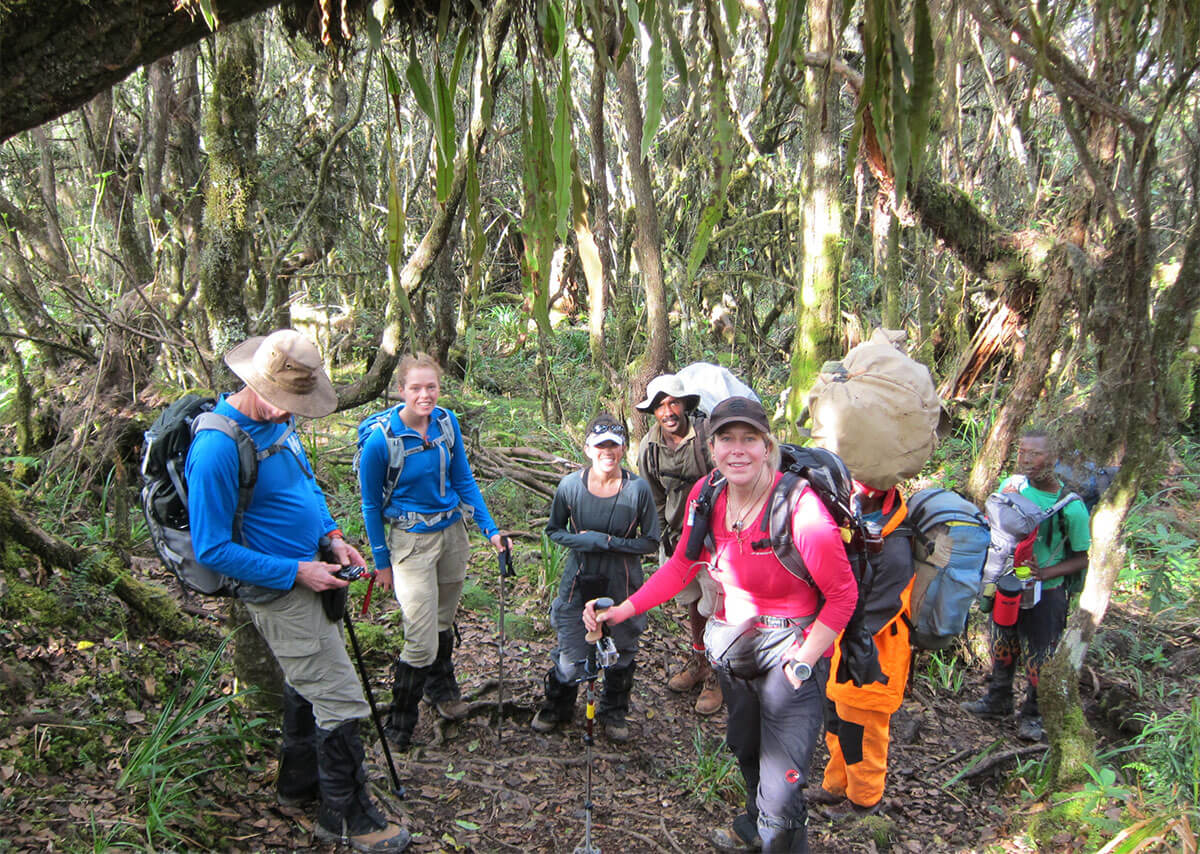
[667, 649, 711, 692]
[694, 673, 723, 715]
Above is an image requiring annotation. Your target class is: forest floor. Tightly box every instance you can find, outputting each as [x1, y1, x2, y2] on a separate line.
[4, 536, 1197, 854]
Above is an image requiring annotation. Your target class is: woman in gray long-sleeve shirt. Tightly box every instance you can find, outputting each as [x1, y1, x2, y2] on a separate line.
[530, 413, 659, 742]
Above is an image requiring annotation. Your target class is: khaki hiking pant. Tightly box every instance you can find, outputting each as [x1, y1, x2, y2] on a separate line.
[388, 519, 471, 668]
[244, 586, 370, 730]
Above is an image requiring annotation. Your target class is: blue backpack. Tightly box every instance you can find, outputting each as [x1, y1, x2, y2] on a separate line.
[352, 404, 456, 505]
[906, 488, 991, 650]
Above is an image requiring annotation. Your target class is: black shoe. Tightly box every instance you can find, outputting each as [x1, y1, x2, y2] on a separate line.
[711, 813, 762, 851]
[806, 786, 846, 806]
[961, 695, 1013, 719]
[1017, 715, 1045, 742]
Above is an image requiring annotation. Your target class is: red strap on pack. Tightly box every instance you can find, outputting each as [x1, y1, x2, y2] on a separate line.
[1014, 530, 1039, 570]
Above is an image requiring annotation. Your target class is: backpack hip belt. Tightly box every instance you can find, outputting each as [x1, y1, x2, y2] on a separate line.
[389, 503, 473, 532]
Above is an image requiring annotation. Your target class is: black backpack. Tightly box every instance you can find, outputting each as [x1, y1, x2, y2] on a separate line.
[683, 443, 886, 687]
[140, 394, 294, 596]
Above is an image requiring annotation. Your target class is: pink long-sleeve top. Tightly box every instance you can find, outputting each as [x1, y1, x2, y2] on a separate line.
[628, 472, 858, 654]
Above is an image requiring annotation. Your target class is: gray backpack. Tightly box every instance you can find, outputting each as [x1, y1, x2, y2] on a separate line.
[140, 394, 294, 596]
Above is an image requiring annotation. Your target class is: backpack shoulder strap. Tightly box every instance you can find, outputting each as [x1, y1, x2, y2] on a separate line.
[763, 471, 813, 584]
[683, 470, 726, 561]
[436, 408, 455, 450]
[192, 411, 272, 544]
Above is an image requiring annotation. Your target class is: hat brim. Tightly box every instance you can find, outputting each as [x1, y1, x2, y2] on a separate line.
[635, 390, 702, 413]
[708, 412, 770, 434]
[225, 336, 338, 418]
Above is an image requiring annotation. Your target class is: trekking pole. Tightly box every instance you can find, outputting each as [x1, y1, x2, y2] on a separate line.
[496, 537, 513, 744]
[575, 597, 618, 854]
[337, 567, 406, 799]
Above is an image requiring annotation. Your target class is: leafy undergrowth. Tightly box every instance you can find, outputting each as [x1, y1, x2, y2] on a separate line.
[1, 406, 1197, 851]
[3, 539, 1197, 853]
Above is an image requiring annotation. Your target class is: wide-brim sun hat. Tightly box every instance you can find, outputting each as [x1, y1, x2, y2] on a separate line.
[708, 396, 770, 434]
[224, 329, 338, 418]
[635, 374, 702, 413]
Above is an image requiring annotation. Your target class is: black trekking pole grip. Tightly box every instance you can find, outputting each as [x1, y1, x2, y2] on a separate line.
[342, 607, 405, 799]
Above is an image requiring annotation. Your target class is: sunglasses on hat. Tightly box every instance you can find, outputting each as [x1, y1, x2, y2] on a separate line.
[590, 423, 626, 436]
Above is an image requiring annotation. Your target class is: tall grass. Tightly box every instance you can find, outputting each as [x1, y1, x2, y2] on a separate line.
[670, 727, 744, 807]
[1126, 697, 1200, 808]
[118, 636, 265, 849]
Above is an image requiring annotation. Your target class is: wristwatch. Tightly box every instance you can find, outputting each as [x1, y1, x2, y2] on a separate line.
[788, 660, 813, 684]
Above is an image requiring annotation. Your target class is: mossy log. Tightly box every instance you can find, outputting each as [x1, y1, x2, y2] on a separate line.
[0, 481, 206, 642]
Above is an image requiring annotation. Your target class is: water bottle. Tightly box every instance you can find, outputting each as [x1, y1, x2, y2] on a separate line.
[993, 574, 1022, 626]
[1014, 565, 1042, 609]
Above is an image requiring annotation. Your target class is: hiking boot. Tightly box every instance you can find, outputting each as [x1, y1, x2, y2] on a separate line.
[430, 698, 470, 721]
[315, 722, 411, 852]
[710, 813, 762, 851]
[602, 719, 630, 743]
[315, 805, 411, 852]
[822, 799, 882, 821]
[960, 693, 1013, 720]
[598, 663, 635, 744]
[695, 674, 723, 715]
[386, 660, 428, 751]
[531, 667, 578, 733]
[806, 786, 846, 806]
[667, 650, 711, 693]
[1017, 715, 1045, 742]
[424, 629, 469, 720]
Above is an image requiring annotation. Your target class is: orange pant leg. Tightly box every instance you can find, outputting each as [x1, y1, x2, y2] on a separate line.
[821, 727, 849, 798]
[822, 701, 891, 808]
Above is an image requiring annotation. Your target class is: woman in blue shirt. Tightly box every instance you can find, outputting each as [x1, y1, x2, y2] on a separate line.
[359, 353, 505, 750]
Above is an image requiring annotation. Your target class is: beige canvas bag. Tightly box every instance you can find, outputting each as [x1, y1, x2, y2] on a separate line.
[805, 329, 941, 489]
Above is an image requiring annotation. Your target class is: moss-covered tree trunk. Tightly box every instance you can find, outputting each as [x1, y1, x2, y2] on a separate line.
[1042, 218, 1200, 787]
[196, 18, 283, 706]
[881, 211, 902, 329]
[786, 0, 843, 435]
[199, 19, 259, 364]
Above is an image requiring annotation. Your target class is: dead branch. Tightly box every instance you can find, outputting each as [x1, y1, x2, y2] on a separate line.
[955, 745, 1047, 781]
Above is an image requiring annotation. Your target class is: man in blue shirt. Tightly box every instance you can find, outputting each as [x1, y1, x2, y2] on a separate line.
[187, 329, 409, 852]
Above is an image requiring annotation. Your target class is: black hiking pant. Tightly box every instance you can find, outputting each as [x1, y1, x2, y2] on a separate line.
[987, 585, 1068, 717]
[720, 657, 829, 853]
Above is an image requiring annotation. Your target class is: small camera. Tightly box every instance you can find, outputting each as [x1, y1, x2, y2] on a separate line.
[334, 565, 368, 582]
[594, 636, 619, 670]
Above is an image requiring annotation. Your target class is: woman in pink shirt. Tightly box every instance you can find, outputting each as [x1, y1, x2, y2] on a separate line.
[585, 397, 857, 853]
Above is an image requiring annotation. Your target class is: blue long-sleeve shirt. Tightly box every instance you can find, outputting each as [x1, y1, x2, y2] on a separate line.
[186, 396, 337, 590]
[359, 405, 499, 569]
